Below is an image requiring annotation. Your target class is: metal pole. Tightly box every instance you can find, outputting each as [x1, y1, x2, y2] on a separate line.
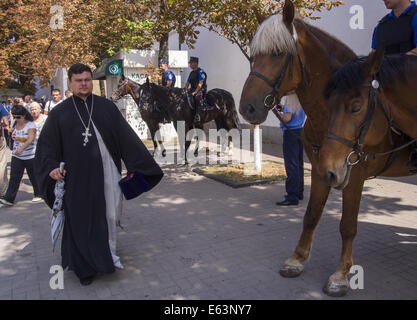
[253, 125, 262, 172]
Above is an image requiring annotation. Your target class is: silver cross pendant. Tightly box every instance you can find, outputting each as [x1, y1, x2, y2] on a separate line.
[82, 128, 92, 147]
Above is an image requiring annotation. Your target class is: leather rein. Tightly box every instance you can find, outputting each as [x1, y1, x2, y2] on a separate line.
[325, 79, 417, 167]
[249, 46, 320, 154]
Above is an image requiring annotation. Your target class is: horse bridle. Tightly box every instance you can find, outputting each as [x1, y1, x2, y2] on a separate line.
[249, 46, 322, 154]
[325, 79, 405, 166]
[249, 47, 308, 110]
[114, 79, 137, 101]
[250, 54, 294, 109]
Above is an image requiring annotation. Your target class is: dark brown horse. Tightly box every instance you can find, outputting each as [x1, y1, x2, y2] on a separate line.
[319, 45, 417, 189]
[239, 0, 412, 297]
[322, 46, 417, 141]
[139, 79, 240, 163]
[112, 76, 240, 163]
[111, 75, 167, 157]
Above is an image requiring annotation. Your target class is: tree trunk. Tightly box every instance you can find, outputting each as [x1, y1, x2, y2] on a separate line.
[158, 32, 169, 64]
[158, 1, 169, 85]
[99, 79, 106, 97]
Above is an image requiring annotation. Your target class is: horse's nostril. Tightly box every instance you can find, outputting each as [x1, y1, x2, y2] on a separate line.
[248, 104, 256, 114]
[325, 170, 337, 186]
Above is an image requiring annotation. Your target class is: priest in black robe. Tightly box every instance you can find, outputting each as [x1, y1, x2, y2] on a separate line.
[35, 63, 164, 285]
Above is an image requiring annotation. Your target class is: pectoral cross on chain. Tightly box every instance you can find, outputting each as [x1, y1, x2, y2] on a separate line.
[82, 127, 92, 147]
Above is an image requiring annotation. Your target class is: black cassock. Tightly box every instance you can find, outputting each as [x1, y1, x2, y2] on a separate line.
[35, 94, 163, 279]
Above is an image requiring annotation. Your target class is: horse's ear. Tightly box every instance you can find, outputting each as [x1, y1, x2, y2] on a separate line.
[146, 77, 150, 85]
[329, 52, 342, 73]
[362, 44, 385, 78]
[283, 0, 295, 28]
[121, 74, 125, 81]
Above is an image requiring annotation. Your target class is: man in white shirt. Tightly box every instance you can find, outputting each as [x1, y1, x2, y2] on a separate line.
[44, 89, 63, 115]
[24, 95, 33, 111]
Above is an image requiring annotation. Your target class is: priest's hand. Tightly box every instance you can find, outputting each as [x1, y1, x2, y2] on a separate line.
[50, 168, 66, 182]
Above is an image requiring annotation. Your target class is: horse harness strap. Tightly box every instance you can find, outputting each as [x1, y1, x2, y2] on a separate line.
[126, 82, 136, 101]
[249, 46, 307, 110]
[271, 105, 321, 155]
[326, 79, 417, 167]
[250, 46, 320, 151]
[249, 54, 294, 110]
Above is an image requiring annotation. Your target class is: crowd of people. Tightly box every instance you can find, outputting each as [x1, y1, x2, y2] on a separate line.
[0, 89, 71, 206]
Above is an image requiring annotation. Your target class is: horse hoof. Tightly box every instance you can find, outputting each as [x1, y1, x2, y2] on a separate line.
[323, 277, 349, 297]
[279, 263, 304, 278]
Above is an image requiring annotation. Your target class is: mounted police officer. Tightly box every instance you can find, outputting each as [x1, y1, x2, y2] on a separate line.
[372, 0, 417, 55]
[372, 0, 417, 170]
[184, 56, 207, 124]
[158, 58, 176, 124]
[160, 58, 176, 88]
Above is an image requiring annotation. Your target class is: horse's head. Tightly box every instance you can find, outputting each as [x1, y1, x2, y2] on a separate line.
[319, 46, 386, 189]
[111, 75, 130, 102]
[240, 0, 306, 124]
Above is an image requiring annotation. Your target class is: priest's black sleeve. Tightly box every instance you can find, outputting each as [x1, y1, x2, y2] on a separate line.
[34, 110, 63, 209]
[114, 105, 164, 192]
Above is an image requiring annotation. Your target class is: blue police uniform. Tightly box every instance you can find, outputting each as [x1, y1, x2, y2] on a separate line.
[372, 1, 417, 53]
[279, 104, 306, 204]
[163, 69, 176, 87]
[187, 68, 207, 92]
[371, 1, 417, 170]
[187, 67, 207, 123]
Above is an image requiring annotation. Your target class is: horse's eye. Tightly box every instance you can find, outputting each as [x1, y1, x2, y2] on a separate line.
[351, 102, 362, 113]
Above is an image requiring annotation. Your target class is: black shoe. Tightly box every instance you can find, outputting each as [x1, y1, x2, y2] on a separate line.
[406, 152, 417, 170]
[276, 200, 299, 206]
[79, 276, 94, 286]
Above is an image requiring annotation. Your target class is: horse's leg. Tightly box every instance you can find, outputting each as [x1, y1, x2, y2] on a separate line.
[159, 125, 167, 158]
[193, 124, 202, 157]
[224, 116, 235, 157]
[183, 125, 194, 165]
[149, 126, 158, 157]
[280, 169, 331, 277]
[149, 123, 166, 157]
[212, 118, 225, 159]
[323, 172, 364, 297]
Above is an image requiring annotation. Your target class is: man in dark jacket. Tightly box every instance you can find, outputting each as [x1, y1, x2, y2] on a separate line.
[184, 57, 207, 124]
[372, 0, 417, 170]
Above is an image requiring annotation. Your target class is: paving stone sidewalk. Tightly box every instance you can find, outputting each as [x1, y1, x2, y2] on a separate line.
[0, 143, 416, 300]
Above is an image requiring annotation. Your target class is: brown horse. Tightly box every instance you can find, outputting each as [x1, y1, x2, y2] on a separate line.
[111, 75, 167, 157]
[239, 0, 412, 297]
[319, 45, 417, 189]
[322, 46, 417, 140]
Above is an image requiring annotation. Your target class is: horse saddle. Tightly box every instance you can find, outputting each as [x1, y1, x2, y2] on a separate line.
[185, 90, 217, 111]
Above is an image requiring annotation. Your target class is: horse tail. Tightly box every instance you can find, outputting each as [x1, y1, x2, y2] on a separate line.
[224, 90, 241, 130]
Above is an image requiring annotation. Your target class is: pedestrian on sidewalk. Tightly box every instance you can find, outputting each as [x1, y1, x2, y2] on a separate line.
[44, 89, 63, 115]
[0, 105, 42, 206]
[276, 95, 306, 206]
[29, 102, 47, 145]
[0, 103, 11, 197]
[34, 63, 164, 286]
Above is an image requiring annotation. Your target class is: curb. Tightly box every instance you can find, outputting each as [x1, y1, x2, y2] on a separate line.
[192, 168, 285, 188]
